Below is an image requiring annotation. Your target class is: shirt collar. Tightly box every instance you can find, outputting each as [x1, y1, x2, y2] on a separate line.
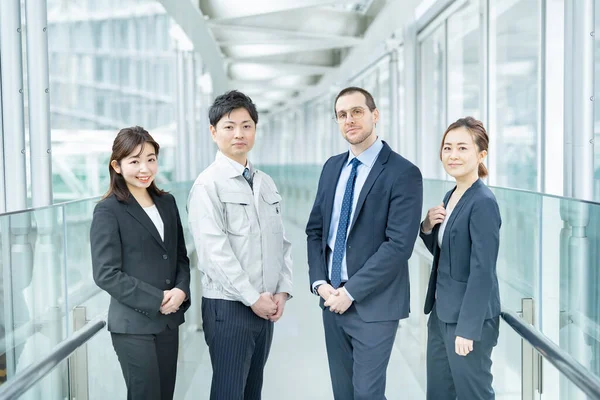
[216, 151, 253, 176]
[347, 138, 383, 168]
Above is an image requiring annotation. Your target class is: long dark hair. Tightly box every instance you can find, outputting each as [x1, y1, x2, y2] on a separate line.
[439, 117, 489, 178]
[103, 126, 167, 201]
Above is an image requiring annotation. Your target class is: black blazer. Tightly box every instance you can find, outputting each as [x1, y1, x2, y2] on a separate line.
[420, 179, 501, 341]
[306, 141, 423, 322]
[90, 192, 191, 334]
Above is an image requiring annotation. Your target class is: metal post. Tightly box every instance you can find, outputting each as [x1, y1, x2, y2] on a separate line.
[403, 22, 418, 164]
[521, 298, 535, 400]
[389, 48, 400, 153]
[25, 0, 53, 207]
[186, 53, 197, 181]
[563, 0, 573, 199]
[0, 63, 6, 214]
[175, 50, 187, 182]
[0, 0, 28, 213]
[571, 0, 594, 201]
[69, 306, 89, 400]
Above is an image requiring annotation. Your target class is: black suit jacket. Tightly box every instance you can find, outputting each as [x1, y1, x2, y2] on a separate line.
[306, 141, 423, 322]
[90, 192, 191, 334]
[420, 179, 501, 341]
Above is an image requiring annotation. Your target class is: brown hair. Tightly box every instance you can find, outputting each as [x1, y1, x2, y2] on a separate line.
[333, 86, 377, 117]
[440, 117, 489, 178]
[103, 126, 166, 201]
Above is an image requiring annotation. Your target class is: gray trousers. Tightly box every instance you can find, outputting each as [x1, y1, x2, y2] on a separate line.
[322, 304, 399, 400]
[202, 298, 274, 400]
[426, 307, 499, 400]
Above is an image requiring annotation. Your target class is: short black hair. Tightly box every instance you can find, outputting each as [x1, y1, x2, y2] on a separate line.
[209, 90, 259, 127]
[333, 86, 377, 116]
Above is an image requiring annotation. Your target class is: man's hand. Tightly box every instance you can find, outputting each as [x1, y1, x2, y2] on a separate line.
[269, 292, 289, 322]
[251, 292, 278, 320]
[317, 284, 338, 301]
[324, 288, 352, 314]
[160, 288, 186, 315]
[455, 336, 473, 356]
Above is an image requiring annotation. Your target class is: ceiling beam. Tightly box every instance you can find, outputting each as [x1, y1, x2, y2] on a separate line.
[156, 0, 228, 95]
[218, 39, 358, 51]
[230, 61, 336, 75]
[229, 79, 318, 89]
[223, 41, 351, 58]
[206, 0, 356, 22]
[209, 23, 364, 45]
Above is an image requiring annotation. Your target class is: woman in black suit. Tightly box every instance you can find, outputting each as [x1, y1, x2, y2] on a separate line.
[90, 126, 190, 400]
[419, 117, 501, 400]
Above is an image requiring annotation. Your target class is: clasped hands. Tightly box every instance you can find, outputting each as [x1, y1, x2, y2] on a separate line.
[319, 284, 352, 315]
[251, 292, 288, 322]
[161, 288, 186, 315]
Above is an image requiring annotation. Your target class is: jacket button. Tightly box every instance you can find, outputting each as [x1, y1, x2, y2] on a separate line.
[163, 254, 168, 260]
[166, 279, 171, 284]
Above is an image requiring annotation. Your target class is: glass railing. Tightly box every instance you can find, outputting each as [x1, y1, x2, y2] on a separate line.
[2, 165, 600, 399]
[263, 164, 600, 399]
[0, 181, 196, 398]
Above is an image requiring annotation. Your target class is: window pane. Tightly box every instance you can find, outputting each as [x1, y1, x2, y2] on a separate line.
[490, 0, 540, 191]
[419, 24, 446, 179]
[447, 0, 480, 122]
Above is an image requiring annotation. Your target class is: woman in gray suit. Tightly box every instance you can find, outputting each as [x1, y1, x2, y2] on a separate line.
[90, 126, 190, 400]
[419, 117, 501, 400]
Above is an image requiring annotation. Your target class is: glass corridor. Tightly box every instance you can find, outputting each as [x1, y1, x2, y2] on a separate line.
[0, 172, 599, 399]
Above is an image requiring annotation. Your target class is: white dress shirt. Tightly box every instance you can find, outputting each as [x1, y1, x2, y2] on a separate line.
[313, 138, 384, 300]
[143, 204, 164, 241]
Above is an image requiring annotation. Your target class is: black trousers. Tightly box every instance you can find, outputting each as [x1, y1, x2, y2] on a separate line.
[202, 298, 274, 400]
[111, 326, 179, 400]
[426, 307, 499, 400]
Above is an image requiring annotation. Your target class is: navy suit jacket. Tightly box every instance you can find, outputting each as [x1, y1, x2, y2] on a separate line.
[420, 179, 501, 341]
[90, 192, 191, 334]
[306, 141, 423, 322]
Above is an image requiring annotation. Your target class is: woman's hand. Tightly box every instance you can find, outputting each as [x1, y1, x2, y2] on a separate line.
[421, 203, 447, 232]
[160, 288, 186, 315]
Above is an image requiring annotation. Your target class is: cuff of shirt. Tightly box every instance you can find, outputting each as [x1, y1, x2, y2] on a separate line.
[312, 280, 327, 295]
[342, 287, 355, 302]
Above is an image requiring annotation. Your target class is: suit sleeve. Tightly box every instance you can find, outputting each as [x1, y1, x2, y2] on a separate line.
[305, 161, 330, 292]
[90, 202, 164, 316]
[172, 196, 191, 310]
[344, 165, 423, 303]
[187, 183, 260, 307]
[419, 227, 436, 255]
[455, 197, 501, 341]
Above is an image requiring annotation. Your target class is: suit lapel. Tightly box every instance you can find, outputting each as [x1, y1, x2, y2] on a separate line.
[322, 154, 348, 243]
[348, 144, 390, 233]
[441, 180, 480, 247]
[126, 195, 167, 251]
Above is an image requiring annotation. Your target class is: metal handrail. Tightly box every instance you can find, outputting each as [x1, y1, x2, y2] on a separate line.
[501, 309, 600, 399]
[0, 318, 106, 400]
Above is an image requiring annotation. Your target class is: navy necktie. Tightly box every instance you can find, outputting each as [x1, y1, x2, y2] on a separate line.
[331, 158, 361, 289]
[243, 167, 253, 190]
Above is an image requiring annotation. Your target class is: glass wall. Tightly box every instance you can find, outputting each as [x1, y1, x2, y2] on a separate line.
[419, 24, 446, 180]
[446, 0, 480, 122]
[489, 0, 540, 191]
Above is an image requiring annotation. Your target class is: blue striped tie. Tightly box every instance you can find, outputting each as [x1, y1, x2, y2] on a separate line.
[331, 158, 361, 289]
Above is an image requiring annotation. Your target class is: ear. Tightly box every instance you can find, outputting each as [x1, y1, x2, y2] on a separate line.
[372, 108, 380, 124]
[479, 149, 488, 162]
[209, 125, 217, 143]
[110, 160, 121, 174]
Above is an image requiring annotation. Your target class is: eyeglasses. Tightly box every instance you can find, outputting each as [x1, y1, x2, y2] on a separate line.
[334, 107, 366, 123]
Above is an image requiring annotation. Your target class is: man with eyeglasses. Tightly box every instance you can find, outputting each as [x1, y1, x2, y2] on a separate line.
[306, 86, 423, 399]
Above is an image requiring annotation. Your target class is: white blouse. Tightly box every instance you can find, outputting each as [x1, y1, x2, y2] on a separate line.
[143, 204, 164, 241]
[437, 207, 454, 247]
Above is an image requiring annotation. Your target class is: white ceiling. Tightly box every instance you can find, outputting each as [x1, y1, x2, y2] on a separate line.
[197, 0, 386, 111]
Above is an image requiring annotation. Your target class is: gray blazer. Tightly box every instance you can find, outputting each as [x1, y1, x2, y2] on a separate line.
[420, 179, 501, 341]
[90, 192, 191, 334]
